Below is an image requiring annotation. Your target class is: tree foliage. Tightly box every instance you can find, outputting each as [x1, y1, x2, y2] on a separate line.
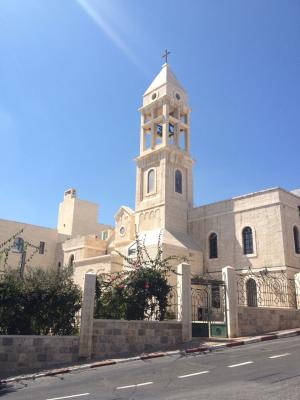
[94, 233, 185, 321]
[0, 267, 82, 335]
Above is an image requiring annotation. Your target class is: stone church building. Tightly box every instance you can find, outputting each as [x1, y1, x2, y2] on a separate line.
[1, 63, 300, 287]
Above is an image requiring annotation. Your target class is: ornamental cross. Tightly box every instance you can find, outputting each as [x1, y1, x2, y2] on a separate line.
[162, 49, 170, 63]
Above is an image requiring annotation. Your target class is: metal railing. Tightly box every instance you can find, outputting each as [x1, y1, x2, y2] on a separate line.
[237, 268, 299, 309]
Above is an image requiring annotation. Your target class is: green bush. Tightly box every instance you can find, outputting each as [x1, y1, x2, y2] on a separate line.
[0, 267, 82, 335]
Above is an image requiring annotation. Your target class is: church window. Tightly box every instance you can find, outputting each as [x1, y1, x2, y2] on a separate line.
[246, 278, 257, 307]
[175, 169, 182, 194]
[242, 227, 254, 255]
[293, 226, 300, 254]
[39, 241, 45, 254]
[12, 237, 24, 253]
[209, 233, 218, 259]
[147, 169, 155, 193]
[68, 254, 74, 268]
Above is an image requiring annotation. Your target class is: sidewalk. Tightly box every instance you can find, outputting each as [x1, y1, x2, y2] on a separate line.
[2, 327, 300, 384]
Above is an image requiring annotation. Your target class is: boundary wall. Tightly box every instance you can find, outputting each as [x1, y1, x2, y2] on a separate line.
[238, 306, 300, 336]
[0, 336, 79, 376]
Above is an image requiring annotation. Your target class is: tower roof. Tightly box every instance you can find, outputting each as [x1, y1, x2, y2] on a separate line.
[144, 63, 187, 96]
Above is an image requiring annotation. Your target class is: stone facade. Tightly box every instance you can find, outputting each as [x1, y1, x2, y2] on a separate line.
[0, 62, 299, 289]
[238, 306, 300, 336]
[189, 188, 300, 274]
[92, 319, 182, 359]
[0, 335, 79, 377]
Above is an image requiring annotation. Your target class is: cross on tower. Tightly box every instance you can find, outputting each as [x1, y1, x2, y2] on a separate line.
[162, 49, 170, 64]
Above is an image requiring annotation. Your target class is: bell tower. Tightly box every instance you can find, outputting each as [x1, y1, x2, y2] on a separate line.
[135, 58, 194, 235]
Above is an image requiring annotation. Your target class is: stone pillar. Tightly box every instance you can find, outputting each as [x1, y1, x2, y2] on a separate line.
[222, 266, 238, 338]
[294, 272, 300, 309]
[79, 273, 96, 359]
[177, 263, 192, 342]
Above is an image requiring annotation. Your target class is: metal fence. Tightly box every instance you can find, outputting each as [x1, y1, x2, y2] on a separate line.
[237, 268, 299, 309]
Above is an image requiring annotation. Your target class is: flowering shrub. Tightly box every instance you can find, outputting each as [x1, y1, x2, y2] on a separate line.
[94, 233, 185, 320]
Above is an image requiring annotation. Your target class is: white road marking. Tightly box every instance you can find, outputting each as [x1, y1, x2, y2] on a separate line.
[178, 371, 209, 379]
[116, 381, 153, 390]
[269, 353, 290, 359]
[46, 394, 90, 400]
[228, 361, 253, 368]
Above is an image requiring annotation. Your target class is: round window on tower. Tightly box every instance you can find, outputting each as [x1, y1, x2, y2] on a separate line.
[175, 92, 181, 100]
[119, 226, 126, 236]
[151, 92, 157, 100]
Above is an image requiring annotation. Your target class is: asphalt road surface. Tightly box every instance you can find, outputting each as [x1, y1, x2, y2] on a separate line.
[1, 336, 300, 400]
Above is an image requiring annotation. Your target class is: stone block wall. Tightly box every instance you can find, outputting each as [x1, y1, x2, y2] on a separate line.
[238, 306, 300, 336]
[0, 335, 79, 378]
[92, 319, 182, 359]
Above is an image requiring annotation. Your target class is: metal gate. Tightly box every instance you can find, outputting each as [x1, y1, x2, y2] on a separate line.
[191, 278, 227, 338]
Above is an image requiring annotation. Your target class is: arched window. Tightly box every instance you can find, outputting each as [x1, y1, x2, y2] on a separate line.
[68, 254, 74, 268]
[294, 226, 300, 254]
[246, 278, 257, 307]
[209, 233, 218, 259]
[147, 169, 155, 193]
[175, 169, 182, 194]
[242, 226, 254, 255]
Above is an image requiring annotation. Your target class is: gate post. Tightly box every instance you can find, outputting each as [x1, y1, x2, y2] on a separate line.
[294, 272, 300, 309]
[79, 272, 96, 359]
[177, 263, 192, 342]
[222, 266, 238, 338]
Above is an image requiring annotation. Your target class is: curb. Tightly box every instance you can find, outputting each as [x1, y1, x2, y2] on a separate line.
[2, 328, 300, 384]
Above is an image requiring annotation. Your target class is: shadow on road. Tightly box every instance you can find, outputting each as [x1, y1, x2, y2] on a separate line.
[0, 382, 18, 397]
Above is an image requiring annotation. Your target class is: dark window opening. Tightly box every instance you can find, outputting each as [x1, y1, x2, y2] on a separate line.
[175, 169, 182, 194]
[293, 226, 300, 254]
[68, 254, 74, 268]
[242, 227, 254, 255]
[209, 233, 218, 259]
[39, 241, 45, 254]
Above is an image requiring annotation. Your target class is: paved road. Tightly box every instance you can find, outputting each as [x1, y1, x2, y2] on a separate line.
[1, 336, 300, 400]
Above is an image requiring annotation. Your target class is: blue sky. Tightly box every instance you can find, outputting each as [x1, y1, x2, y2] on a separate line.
[1, 0, 299, 228]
